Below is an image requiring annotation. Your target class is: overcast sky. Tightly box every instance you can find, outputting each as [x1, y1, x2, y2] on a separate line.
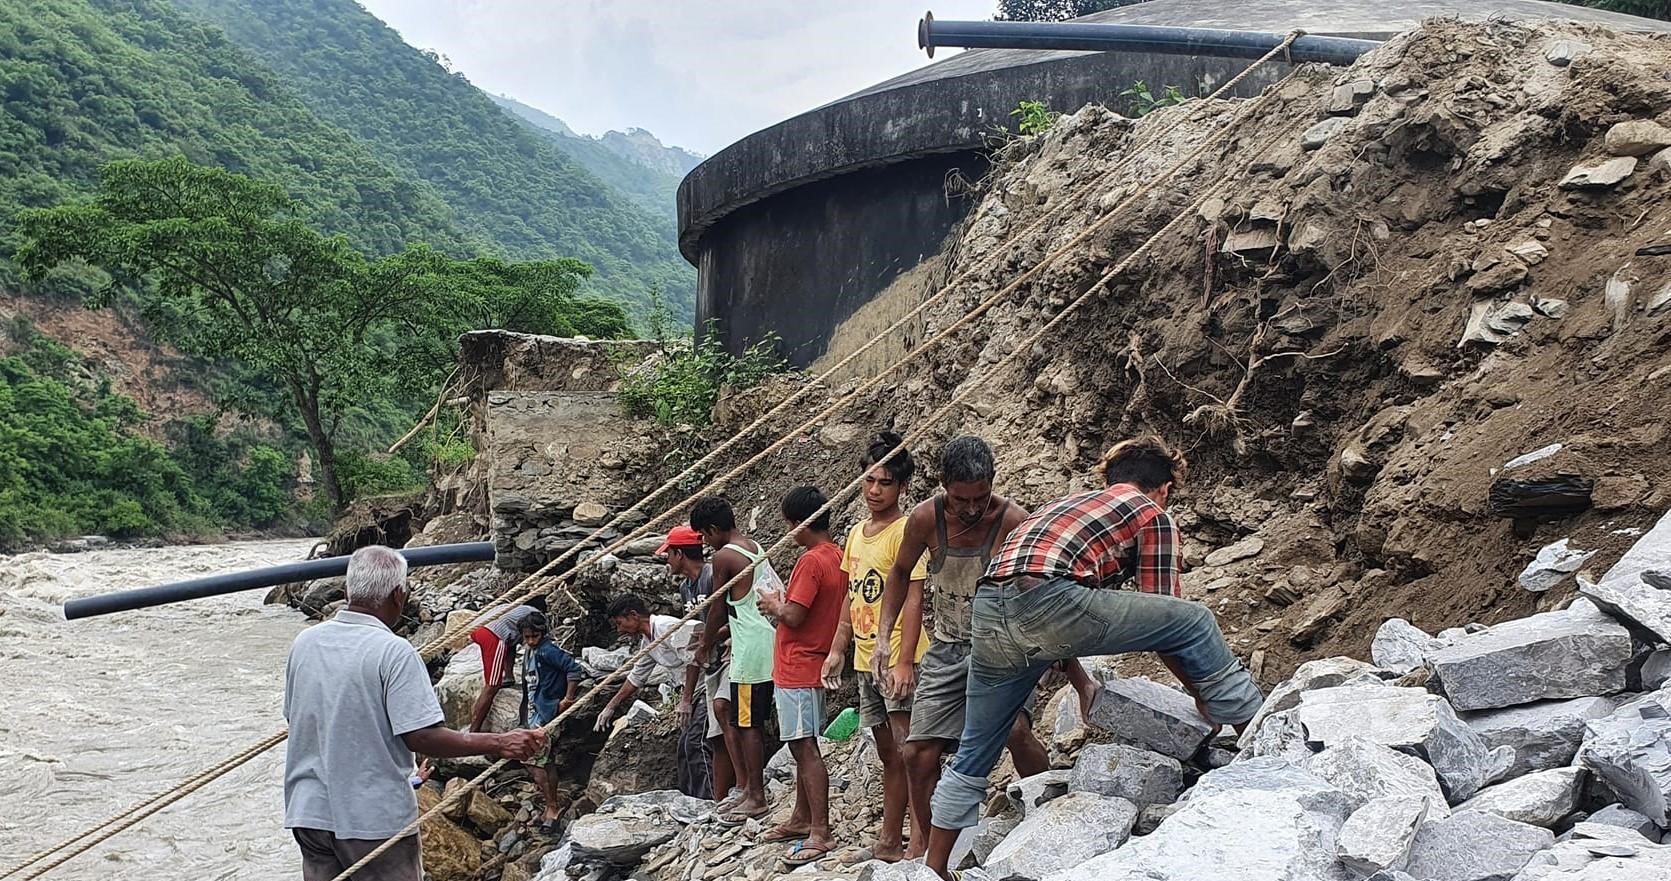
[357, 0, 995, 156]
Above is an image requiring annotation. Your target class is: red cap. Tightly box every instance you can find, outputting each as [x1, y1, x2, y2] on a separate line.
[657, 525, 704, 555]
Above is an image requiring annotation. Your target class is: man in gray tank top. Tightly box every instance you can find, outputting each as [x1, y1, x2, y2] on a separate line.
[874, 436, 1096, 859]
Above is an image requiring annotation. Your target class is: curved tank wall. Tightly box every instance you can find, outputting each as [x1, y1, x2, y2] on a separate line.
[677, 0, 1671, 369]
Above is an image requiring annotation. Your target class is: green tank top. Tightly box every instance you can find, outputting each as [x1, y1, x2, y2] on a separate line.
[723, 541, 781, 685]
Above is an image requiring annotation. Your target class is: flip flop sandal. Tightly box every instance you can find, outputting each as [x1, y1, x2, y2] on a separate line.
[714, 807, 767, 828]
[782, 842, 831, 867]
[760, 826, 809, 844]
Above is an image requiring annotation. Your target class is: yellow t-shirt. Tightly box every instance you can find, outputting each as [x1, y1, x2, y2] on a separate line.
[842, 516, 930, 670]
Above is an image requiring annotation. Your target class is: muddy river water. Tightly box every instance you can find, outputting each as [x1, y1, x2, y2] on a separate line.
[1, 539, 316, 879]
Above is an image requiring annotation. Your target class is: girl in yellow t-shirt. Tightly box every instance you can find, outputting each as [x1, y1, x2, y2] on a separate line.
[819, 431, 926, 862]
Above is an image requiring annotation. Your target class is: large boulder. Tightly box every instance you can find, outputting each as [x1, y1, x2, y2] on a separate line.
[1067, 743, 1184, 809]
[1460, 696, 1617, 778]
[1337, 795, 1432, 876]
[1456, 767, 1586, 829]
[1582, 804, 1660, 841]
[1241, 657, 1385, 747]
[983, 792, 1138, 880]
[1579, 576, 1671, 646]
[1086, 677, 1214, 760]
[1404, 811, 1553, 881]
[1006, 770, 1072, 818]
[1427, 608, 1632, 712]
[1041, 761, 1352, 881]
[435, 644, 523, 731]
[1305, 737, 1450, 812]
[1372, 620, 1446, 675]
[1298, 686, 1505, 802]
[1508, 836, 1671, 880]
[1238, 707, 1317, 764]
[569, 790, 706, 865]
[416, 785, 485, 881]
[1576, 693, 1671, 827]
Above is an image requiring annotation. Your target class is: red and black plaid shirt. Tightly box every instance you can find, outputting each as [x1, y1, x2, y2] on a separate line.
[985, 483, 1181, 597]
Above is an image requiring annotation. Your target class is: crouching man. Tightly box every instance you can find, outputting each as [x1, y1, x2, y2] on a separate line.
[924, 437, 1265, 879]
[284, 545, 543, 881]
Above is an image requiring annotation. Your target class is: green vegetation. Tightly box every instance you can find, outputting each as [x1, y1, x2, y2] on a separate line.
[173, 0, 695, 321]
[490, 94, 683, 224]
[1010, 100, 1061, 136]
[0, 0, 467, 261]
[0, 327, 297, 549]
[17, 157, 628, 512]
[1119, 80, 1190, 117]
[618, 327, 786, 428]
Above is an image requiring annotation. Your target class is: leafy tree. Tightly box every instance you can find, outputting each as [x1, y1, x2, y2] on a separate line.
[18, 158, 629, 511]
[995, 0, 1146, 21]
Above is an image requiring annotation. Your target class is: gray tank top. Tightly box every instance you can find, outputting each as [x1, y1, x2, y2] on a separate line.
[926, 497, 1010, 645]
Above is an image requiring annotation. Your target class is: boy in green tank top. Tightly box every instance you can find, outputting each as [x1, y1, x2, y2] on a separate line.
[691, 495, 781, 825]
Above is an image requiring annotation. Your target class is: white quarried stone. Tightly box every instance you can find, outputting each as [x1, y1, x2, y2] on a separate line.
[1087, 677, 1214, 760]
[1240, 657, 1384, 750]
[1405, 811, 1553, 881]
[1641, 650, 1671, 691]
[1508, 836, 1671, 881]
[1338, 795, 1432, 875]
[1461, 696, 1617, 778]
[985, 792, 1138, 880]
[1067, 743, 1183, 808]
[1306, 737, 1451, 813]
[1579, 577, 1671, 646]
[1006, 769, 1071, 818]
[1205, 535, 1265, 566]
[1519, 540, 1595, 593]
[1582, 804, 1660, 842]
[1428, 609, 1632, 711]
[1372, 619, 1445, 675]
[1299, 686, 1499, 802]
[1559, 156, 1637, 189]
[1457, 767, 1586, 829]
[1041, 763, 1352, 881]
[1237, 707, 1317, 765]
[1576, 693, 1671, 827]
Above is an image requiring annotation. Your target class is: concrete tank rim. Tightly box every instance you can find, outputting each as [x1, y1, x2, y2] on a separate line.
[675, 0, 1671, 265]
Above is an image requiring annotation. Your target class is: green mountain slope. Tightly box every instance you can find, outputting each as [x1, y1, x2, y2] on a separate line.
[173, 0, 694, 318]
[488, 93, 681, 223]
[0, 0, 473, 260]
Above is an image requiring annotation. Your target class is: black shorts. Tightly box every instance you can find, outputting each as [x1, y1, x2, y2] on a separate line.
[730, 681, 775, 729]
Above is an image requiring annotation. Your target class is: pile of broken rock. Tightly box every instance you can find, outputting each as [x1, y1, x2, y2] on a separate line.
[527, 513, 1671, 881]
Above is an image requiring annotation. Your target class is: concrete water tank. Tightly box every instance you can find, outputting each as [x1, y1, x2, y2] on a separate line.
[676, 0, 1671, 372]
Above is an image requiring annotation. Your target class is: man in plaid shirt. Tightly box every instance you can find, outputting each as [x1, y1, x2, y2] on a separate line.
[923, 436, 1264, 879]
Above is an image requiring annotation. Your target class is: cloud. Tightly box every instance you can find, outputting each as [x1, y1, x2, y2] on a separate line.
[357, 0, 994, 154]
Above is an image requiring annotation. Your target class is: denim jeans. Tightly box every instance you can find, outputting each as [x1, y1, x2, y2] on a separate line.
[928, 576, 1265, 829]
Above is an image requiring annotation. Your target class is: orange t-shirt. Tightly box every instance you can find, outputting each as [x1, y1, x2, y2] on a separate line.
[773, 542, 846, 688]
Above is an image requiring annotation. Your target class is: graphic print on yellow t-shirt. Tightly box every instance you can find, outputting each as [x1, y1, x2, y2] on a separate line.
[842, 516, 930, 670]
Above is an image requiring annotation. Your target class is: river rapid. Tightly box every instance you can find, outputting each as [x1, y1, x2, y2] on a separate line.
[1, 539, 316, 880]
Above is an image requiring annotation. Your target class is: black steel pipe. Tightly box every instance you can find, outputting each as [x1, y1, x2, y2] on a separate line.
[917, 12, 1380, 66]
[62, 541, 496, 620]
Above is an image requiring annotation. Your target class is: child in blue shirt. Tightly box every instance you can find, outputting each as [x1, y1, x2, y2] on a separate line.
[519, 611, 583, 834]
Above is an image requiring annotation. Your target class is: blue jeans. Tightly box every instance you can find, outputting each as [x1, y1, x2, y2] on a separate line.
[929, 576, 1264, 829]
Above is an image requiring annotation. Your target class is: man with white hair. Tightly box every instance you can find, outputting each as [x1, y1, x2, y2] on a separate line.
[284, 545, 544, 881]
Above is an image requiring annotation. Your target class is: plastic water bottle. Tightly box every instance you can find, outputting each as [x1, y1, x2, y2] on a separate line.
[823, 707, 860, 741]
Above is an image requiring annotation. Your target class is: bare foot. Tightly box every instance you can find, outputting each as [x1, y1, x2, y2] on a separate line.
[904, 842, 928, 861]
[873, 842, 907, 863]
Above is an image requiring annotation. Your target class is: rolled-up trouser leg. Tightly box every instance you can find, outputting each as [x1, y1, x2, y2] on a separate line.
[930, 586, 1049, 830]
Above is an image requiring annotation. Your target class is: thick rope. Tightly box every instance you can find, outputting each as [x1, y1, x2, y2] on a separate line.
[9, 34, 1304, 880]
[328, 75, 1307, 881]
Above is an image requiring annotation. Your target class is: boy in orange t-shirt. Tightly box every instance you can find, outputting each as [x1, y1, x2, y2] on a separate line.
[758, 486, 846, 865]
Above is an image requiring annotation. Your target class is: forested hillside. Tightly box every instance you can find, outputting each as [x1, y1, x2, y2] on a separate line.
[0, 0, 672, 548]
[488, 93, 686, 223]
[0, 0, 472, 263]
[172, 0, 695, 318]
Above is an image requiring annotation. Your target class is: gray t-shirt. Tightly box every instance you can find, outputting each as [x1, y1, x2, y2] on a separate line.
[284, 610, 446, 839]
[484, 604, 540, 641]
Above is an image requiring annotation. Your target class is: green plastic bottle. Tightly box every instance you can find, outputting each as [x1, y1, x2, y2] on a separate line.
[823, 707, 860, 741]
